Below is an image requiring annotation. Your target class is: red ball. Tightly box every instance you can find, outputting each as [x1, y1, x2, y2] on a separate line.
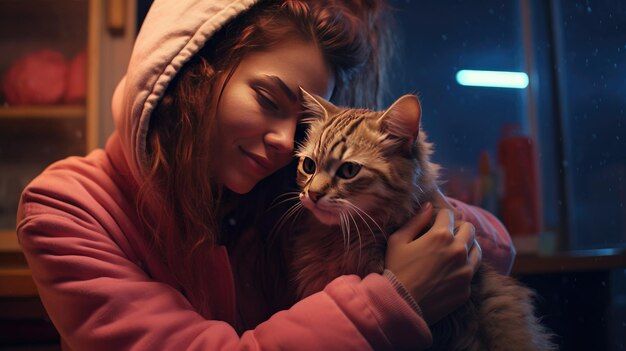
[2, 49, 68, 105]
[64, 50, 87, 103]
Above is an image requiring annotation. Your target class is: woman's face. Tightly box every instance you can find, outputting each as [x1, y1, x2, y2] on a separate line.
[212, 37, 335, 194]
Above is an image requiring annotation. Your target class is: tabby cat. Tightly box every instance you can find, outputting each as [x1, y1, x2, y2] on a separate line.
[284, 89, 556, 350]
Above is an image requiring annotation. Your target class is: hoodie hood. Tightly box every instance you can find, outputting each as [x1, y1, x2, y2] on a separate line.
[111, 0, 260, 183]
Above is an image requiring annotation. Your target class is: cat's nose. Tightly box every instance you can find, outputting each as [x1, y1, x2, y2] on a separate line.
[308, 190, 325, 203]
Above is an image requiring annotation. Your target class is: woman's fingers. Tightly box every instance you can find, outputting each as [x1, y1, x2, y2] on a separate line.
[469, 239, 482, 274]
[388, 202, 433, 245]
[385, 205, 484, 324]
[433, 208, 455, 235]
[385, 203, 484, 326]
[418, 208, 455, 246]
[454, 221, 476, 253]
[432, 188, 453, 209]
[454, 222, 481, 274]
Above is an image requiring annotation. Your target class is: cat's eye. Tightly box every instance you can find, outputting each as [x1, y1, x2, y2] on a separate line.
[302, 157, 316, 174]
[337, 162, 361, 179]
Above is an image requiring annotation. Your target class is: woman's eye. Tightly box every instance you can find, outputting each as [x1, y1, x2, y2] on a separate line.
[255, 88, 279, 110]
[301, 157, 316, 175]
[337, 162, 361, 179]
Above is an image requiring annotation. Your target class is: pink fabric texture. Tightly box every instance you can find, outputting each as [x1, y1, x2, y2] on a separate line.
[448, 198, 517, 275]
[16, 0, 515, 349]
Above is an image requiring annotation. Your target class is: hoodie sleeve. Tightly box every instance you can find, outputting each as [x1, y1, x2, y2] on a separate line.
[17, 171, 432, 351]
[447, 197, 516, 275]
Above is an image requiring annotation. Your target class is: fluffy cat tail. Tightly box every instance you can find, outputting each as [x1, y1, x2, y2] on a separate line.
[474, 266, 558, 351]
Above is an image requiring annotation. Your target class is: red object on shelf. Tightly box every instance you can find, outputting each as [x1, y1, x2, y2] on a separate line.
[2, 49, 69, 106]
[477, 150, 498, 214]
[64, 50, 87, 103]
[497, 125, 542, 242]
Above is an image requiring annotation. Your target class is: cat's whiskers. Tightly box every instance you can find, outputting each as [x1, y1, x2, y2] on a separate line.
[341, 212, 349, 250]
[292, 202, 306, 228]
[271, 201, 303, 239]
[335, 200, 372, 272]
[341, 200, 385, 240]
[348, 205, 376, 244]
[339, 212, 351, 265]
[268, 192, 301, 211]
[344, 209, 363, 273]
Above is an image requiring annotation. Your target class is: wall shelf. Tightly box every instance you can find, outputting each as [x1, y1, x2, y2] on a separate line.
[0, 230, 37, 297]
[0, 229, 19, 252]
[512, 249, 626, 275]
[0, 105, 85, 119]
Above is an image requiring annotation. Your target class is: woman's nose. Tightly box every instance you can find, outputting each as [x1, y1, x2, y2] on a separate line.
[265, 121, 295, 154]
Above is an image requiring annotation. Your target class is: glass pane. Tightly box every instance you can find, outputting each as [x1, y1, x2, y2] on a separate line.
[389, 0, 546, 251]
[553, 0, 626, 250]
[0, 0, 88, 229]
[390, 1, 527, 170]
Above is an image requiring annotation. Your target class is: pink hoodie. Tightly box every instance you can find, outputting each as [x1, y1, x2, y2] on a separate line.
[16, 0, 515, 349]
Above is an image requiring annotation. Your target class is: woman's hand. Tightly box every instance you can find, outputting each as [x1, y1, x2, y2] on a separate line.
[385, 203, 482, 325]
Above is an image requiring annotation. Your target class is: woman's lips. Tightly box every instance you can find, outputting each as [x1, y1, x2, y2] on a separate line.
[239, 146, 272, 174]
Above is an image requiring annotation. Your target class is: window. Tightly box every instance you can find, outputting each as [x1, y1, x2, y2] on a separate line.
[550, 0, 626, 250]
[389, 0, 626, 252]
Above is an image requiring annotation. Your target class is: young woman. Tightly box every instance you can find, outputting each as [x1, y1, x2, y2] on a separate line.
[16, 0, 515, 349]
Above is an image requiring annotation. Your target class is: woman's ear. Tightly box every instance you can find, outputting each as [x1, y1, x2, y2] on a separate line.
[377, 94, 422, 149]
[300, 87, 338, 122]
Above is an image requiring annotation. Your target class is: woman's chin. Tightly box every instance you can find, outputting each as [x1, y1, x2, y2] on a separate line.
[219, 175, 257, 195]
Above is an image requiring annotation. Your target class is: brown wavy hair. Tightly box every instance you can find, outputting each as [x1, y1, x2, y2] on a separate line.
[139, 0, 394, 318]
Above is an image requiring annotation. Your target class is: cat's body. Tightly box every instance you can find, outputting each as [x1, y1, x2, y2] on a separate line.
[286, 90, 556, 350]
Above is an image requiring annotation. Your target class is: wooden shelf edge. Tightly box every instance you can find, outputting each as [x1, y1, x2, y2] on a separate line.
[512, 250, 626, 275]
[0, 105, 86, 119]
[0, 229, 20, 252]
[0, 267, 38, 297]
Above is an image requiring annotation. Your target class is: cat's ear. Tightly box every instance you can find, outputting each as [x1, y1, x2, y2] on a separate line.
[377, 94, 422, 148]
[300, 87, 337, 122]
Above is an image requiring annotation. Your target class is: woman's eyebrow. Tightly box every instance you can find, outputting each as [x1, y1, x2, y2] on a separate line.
[264, 74, 297, 102]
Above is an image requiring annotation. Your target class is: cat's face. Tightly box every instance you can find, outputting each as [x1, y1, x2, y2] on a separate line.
[296, 90, 426, 226]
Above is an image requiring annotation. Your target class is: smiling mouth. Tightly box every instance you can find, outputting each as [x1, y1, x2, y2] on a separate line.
[239, 146, 272, 171]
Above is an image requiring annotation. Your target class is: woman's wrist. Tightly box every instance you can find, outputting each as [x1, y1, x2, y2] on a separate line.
[382, 269, 424, 317]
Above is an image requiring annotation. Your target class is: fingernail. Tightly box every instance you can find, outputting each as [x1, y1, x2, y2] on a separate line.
[423, 202, 432, 210]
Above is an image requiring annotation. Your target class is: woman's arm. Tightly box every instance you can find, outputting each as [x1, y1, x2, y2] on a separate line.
[17, 171, 432, 350]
